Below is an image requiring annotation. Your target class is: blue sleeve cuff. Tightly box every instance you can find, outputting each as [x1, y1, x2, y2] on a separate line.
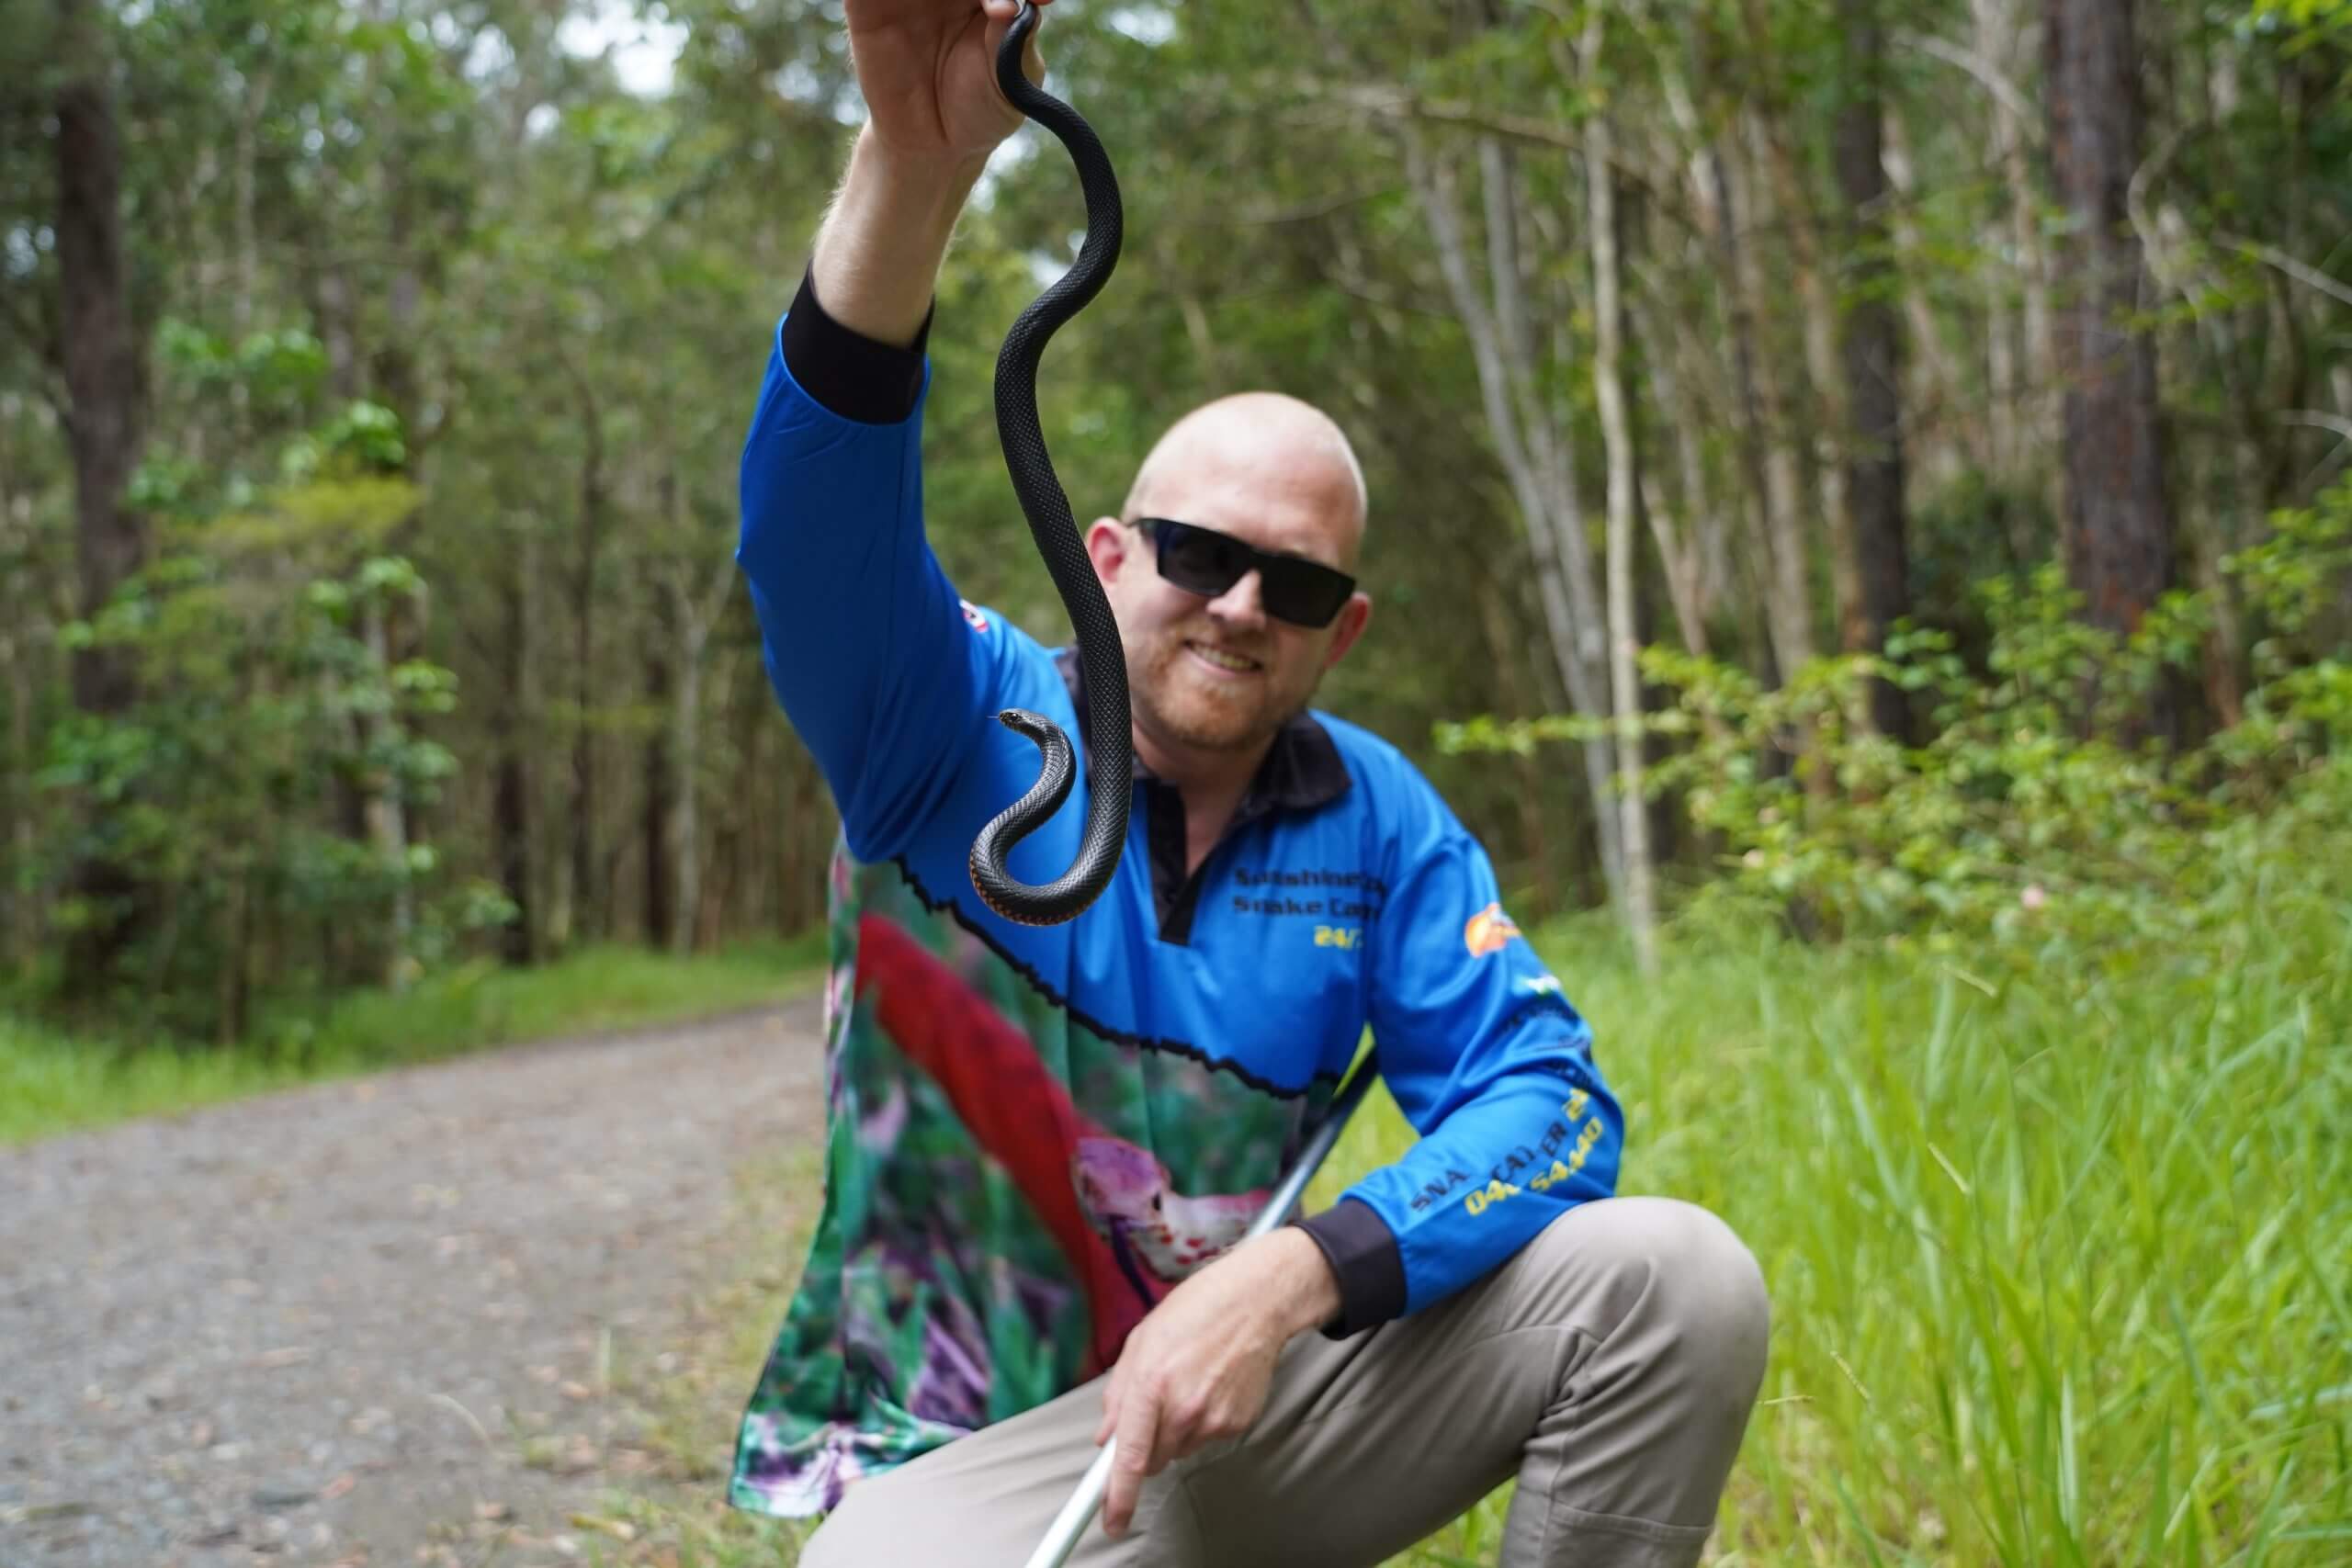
[779, 265, 933, 424]
[1296, 1196, 1407, 1338]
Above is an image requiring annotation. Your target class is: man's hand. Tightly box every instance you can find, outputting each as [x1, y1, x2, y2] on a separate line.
[812, 0, 1055, 345]
[1091, 1228, 1341, 1538]
[845, 0, 1052, 166]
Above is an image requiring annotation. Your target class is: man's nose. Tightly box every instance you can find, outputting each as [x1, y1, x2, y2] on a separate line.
[1207, 570, 1267, 628]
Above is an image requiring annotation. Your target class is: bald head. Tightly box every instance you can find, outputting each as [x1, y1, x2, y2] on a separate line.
[1120, 392, 1368, 571]
[1087, 391, 1377, 778]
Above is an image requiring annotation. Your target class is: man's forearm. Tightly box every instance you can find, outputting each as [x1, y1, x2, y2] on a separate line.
[809, 130, 991, 349]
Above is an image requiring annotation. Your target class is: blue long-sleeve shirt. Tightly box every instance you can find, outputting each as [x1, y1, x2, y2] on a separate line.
[727, 270, 1624, 1516]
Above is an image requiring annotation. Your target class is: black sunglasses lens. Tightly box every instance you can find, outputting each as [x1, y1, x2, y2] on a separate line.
[1261, 560, 1353, 627]
[1155, 523, 1246, 596]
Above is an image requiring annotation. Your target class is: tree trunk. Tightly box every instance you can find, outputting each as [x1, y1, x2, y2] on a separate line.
[1714, 148, 1818, 680]
[227, 62, 274, 433]
[3, 626, 36, 975]
[494, 527, 540, 965]
[565, 367, 605, 948]
[2046, 0, 2174, 643]
[664, 542, 737, 958]
[1586, 101, 1658, 974]
[643, 600, 675, 951]
[376, 156, 423, 446]
[218, 876, 249, 1046]
[1747, 107, 1860, 674]
[55, 0, 152, 998]
[1658, 69, 1781, 675]
[1635, 443, 1713, 658]
[1480, 136, 1623, 908]
[671, 633, 703, 957]
[1401, 125, 1626, 910]
[492, 759, 535, 964]
[56, 0, 142, 697]
[1880, 113, 1972, 493]
[1835, 0, 1914, 740]
[316, 264, 362, 402]
[2189, 446, 2246, 728]
[1973, 0, 2055, 493]
[358, 595, 413, 987]
[1626, 287, 1719, 659]
[2010, 9, 2056, 501]
[2130, 164, 2256, 731]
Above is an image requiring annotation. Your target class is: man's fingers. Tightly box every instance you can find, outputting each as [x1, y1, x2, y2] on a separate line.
[1102, 1382, 1161, 1537]
[1092, 1366, 1121, 1446]
[978, 0, 1047, 85]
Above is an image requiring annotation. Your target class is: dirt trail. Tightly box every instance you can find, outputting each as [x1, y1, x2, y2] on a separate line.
[1, 1000, 825, 1567]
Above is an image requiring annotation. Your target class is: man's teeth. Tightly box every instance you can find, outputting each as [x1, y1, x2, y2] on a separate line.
[1190, 643, 1258, 671]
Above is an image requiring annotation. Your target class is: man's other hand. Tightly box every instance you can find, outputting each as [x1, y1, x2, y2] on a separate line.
[1090, 1227, 1342, 1538]
[845, 0, 1053, 166]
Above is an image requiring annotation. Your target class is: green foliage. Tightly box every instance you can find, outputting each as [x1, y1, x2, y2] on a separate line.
[1443, 480, 2352, 981]
[155, 318, 331, 412]
[280, 400, 408, 478]
[2231, 480, 2352, 657]
[1321, 899, 2352, 1566]
[37, 445, 472, 1035]
[2252, 0, 2352, 40]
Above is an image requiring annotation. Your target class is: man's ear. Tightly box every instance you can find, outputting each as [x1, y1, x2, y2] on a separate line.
[1084, 517, 1128, 589]
[1322, 592, 1373, 671]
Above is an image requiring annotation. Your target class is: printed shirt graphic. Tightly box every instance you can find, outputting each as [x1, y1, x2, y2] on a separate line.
[727, 305, 1625, 1519]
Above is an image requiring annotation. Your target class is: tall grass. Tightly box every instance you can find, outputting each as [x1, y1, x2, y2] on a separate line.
[0, 932, 826, 1146]
[1342, 903, 2352, 1565]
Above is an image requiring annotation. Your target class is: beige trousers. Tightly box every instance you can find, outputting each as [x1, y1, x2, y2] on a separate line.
[798, 1196, 1770, 1568]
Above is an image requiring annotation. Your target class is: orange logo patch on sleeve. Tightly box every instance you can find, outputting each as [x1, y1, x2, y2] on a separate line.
[1464, 901, 1521, 956]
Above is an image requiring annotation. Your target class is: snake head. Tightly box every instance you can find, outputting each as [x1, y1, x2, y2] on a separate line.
[969, 707, 1118, 925]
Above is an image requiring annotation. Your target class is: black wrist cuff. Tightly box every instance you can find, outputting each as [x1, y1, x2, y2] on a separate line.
[779, 264, 933, 424]
[1296, 1197, 1408, 1339]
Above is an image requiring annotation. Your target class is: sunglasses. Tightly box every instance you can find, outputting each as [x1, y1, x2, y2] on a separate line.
[1131, 517, 1359, 628]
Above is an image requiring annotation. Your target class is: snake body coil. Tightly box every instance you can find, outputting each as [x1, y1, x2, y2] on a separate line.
[969, 0, 1133, 927]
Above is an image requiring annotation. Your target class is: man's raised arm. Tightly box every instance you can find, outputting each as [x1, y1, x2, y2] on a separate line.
[736, 0, 1054, 861]
[810, 0, 1049, 344]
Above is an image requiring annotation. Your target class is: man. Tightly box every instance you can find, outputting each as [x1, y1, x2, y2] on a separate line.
[728, 2, 1770, 1562]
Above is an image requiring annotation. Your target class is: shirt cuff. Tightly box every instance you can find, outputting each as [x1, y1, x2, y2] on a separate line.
[778, 264, 933, 425]
[1295, 1196, 1407, 1338]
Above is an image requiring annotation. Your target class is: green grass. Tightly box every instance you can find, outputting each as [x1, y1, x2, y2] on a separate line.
[0, 931, 828, 1146]
[1353, 904, 2352, 1565]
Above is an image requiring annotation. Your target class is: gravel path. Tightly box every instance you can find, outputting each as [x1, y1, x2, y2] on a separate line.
[1, 999, 825, 1568]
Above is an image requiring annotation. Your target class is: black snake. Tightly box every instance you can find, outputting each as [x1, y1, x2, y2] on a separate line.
[967, 0, 1133, 926]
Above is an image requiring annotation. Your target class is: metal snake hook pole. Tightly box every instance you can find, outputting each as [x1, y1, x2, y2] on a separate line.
[1023, 1070, 1377, 1568]
[969, 0, 1134, 928]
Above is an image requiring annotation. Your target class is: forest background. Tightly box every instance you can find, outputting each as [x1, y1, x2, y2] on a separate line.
[5, 0, 2349, 1562]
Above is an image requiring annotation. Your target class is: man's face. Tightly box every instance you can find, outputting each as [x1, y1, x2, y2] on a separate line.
[1084, 407, 1372, 762]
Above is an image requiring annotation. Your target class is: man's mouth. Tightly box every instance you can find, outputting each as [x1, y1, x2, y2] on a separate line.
[1184, 640, 1262, 676]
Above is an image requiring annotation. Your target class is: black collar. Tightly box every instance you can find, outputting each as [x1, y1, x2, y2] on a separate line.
[1052, 646, 1350, 820]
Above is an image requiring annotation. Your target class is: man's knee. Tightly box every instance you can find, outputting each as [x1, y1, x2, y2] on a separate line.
[1532, 1196, 1771, 1403]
